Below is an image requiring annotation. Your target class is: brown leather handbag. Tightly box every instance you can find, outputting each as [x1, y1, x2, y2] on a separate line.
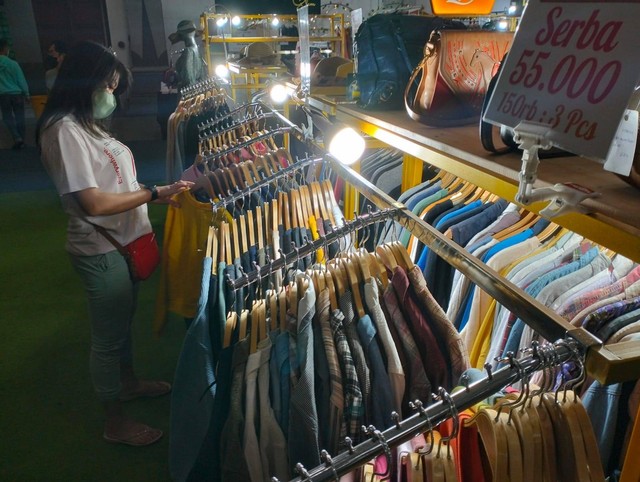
[405, 30, 513, 127]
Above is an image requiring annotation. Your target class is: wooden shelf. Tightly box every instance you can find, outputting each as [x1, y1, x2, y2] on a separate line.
[319, 99, 640, 264]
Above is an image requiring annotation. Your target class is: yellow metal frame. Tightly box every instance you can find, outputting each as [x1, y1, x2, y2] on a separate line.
[335, 110, 640, 265]
[200, 13, 347, 78]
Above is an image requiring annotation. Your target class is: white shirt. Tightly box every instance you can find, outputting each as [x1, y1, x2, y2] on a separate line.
[40, 116, 151, 256]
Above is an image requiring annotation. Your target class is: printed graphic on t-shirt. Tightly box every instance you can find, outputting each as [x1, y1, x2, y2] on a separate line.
[102, 139, 137, 188]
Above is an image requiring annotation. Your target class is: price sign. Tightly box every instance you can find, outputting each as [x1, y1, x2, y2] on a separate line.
[484, 0, 640, 161]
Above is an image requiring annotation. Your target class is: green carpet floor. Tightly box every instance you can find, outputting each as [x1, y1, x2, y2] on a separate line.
[0, 190, 185, 481]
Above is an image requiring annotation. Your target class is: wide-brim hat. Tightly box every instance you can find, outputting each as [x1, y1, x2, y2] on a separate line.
[168, 20, 204, 44]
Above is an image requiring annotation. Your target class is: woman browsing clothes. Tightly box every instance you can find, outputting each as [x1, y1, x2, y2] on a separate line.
[36, 41, 193, 447]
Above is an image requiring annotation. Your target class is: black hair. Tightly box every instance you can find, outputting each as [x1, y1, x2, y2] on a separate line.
[36, 41, 132, 142]
[0, 38, 9, 51]
[50, 40, 68, 55]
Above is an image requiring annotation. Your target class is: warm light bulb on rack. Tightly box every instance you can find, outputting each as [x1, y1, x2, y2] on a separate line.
[508, 3, 517, 14]
[214, 64, 230, 79]
[328, 126, 365, 165]
[310, 112, 365, 166]
[231, 15, 241, 26]
[271, 16, 280, 27]
[216, 16, 228, 27]
[497, 18, 509, 30]
[269, 84, 290, 104]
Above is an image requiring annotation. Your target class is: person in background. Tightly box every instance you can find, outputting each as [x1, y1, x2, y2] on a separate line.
[45, 39, 68, 92]
[36, 41, 193, 447]
[0, 38, 29, 149]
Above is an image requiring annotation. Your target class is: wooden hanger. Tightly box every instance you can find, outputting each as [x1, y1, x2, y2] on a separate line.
[211, 227, 219, 274]
[280, 192, 291, 232]
[391, 241, 414, 270]
[327, 260, 346, 296]
[323, 268, 339, 311]
[221, 222, 233, 265]
[311, 181, 329, 221]
[224, 311, 237, 348]
[290, 189, 303, 230]
[247, 210, 256, 249]
[537, 221, 561, 244]
[270, 199, 279, 247]
[231, 218, 241, 261]
[267, 289, 278, 331]
[375, 244, 398, 271]
[300, 185, 313, 229]
[239, 214, 248, 255]
[288, 280, 298, 318]
[238, 308, 249, 340]
[235, 160, 250, 184]
[249, 303, 258, 354]
[190, 172, 216, 200]
[278, 284, 288, 332]
[321, 179, 337, 226]
[341, 256, 366, 319]
[493, 210, 538, 241]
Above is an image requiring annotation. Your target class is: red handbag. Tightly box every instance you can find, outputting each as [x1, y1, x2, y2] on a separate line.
[92, 225, 160, 282]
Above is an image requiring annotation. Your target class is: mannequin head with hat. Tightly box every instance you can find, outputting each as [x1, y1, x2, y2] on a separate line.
[169, 20, 200, 48]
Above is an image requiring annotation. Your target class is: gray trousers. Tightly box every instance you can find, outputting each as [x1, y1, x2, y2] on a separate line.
[69, 250, 138, 401]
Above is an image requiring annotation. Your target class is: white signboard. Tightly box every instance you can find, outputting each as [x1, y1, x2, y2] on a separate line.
[484, 0, 640, 161]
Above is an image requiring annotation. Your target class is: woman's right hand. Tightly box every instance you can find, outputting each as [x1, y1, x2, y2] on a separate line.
[154, 180, 194, 207]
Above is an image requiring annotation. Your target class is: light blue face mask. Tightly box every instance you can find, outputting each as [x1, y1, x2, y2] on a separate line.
[92, 89, 117, 119]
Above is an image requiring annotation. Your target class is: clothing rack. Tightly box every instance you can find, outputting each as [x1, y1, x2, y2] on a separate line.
[226, 207, 400, 290]
[282, 117, 640, 385]
[198, 111, 281, 141]
[197, 102, 266, 132]
[180, 77, 221, 99]
[210, 155, 323, 211]
[202, 125, 294, 163]
[287, 339, 581, 481]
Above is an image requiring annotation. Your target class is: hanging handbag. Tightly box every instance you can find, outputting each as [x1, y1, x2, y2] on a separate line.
[405, 30, 513, 127]
[92, 224, 161, 282]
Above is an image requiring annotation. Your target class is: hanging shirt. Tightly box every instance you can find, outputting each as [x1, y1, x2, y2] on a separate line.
[169, 257, 216, 482]
[363, 279, 405, 415]
[288, 276, 320, 472]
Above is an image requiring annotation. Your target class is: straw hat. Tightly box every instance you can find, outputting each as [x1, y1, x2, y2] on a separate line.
[168, 20, 203, 44]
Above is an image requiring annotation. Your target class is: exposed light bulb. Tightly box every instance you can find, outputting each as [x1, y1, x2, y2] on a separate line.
[231, 15, 241, 26]
[271, 17, 280, 27]
[216, 17, 228, 27]
[329, 127, 365, 165]
[269, 84, 289, 104]
[214, 64, 229, 78]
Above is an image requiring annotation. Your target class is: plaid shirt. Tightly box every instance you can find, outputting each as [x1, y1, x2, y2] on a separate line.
[330, 309, 364, 443]
[316, 289, 346, 453]
[382, 283, 433, 409]
[407, 266, 470, 387]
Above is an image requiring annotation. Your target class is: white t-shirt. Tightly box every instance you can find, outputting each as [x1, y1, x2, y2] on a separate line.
[40, 116, 151, 256]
